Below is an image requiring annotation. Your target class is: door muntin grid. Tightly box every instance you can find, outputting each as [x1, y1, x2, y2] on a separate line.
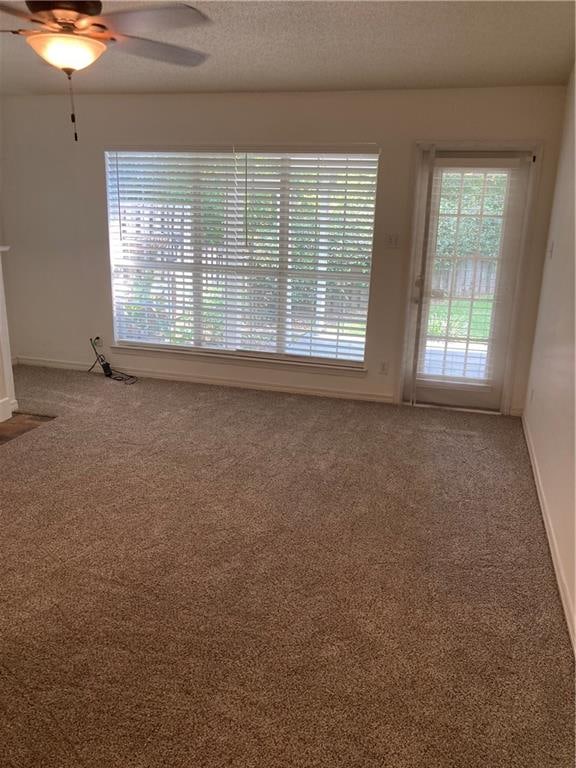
[418, 167, 510, 383]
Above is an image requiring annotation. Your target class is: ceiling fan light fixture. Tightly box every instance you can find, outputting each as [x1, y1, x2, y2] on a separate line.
[26, 33, 107, 72]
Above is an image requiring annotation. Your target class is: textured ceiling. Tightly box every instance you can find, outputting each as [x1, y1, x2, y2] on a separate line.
[0, 1, 574, 95]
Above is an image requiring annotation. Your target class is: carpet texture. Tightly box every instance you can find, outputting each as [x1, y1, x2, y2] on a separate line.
[0, 365, 573, 768]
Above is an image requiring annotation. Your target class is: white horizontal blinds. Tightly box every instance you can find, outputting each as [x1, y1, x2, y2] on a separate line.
[417, 160, 527, 383]
[105, 150, 378, 362]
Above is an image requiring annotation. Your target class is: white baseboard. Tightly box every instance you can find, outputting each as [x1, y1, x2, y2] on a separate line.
[14, 356, 395, 404]
[522, 416, 575, 651]
[15, 356, 90, 372]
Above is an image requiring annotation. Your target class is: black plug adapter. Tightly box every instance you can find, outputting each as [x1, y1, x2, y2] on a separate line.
[101, 361, 113, 377]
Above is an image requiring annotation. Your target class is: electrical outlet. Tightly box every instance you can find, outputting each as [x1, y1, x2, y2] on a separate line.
[93, 336, 103, 348]
[380, 361, 389, 375]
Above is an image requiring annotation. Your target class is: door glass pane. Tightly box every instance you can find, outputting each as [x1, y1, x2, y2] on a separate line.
[418, 168, 509, 382]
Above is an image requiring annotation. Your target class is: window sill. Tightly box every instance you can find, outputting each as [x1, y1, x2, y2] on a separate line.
[111, 343, 368, 376]
[416, 376, 494, 391]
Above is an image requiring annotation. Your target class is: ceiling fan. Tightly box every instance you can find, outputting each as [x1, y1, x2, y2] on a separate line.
[0, 1, 210, 73]
[0, 1, 210, 139]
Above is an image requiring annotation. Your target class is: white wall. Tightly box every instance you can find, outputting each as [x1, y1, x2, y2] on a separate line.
[524, 70, 575, 644]
[0, 86, 566, 407]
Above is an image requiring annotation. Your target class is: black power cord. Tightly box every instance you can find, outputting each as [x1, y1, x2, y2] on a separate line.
[89, 338, 137, 385]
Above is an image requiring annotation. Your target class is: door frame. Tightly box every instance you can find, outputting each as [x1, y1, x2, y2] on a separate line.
[398, 140, 543, 414]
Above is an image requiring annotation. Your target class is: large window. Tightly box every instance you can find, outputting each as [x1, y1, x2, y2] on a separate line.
[105, 150, 379, 363]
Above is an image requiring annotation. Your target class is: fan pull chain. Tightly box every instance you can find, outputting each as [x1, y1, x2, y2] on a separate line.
[64, 70, 78, 142]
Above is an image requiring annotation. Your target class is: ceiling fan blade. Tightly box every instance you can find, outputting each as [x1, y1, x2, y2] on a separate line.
[94, 4, 209, 35]
[0, 27, 33, 34]
[0, 3, 59, 31]
[0, 2, 35, 21]
[117, 35, 207, 67]
[0, 2, 29, 20]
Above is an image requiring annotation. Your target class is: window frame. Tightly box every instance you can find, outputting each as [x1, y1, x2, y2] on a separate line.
[104, 145, 380, 371]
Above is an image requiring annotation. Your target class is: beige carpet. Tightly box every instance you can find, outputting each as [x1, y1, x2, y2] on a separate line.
[1, 365, 573, 768]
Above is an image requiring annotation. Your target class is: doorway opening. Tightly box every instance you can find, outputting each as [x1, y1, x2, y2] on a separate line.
[404, 148, 534, 412]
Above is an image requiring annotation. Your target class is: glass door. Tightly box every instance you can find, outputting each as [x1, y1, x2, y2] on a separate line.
[409, 155, 531, 410]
